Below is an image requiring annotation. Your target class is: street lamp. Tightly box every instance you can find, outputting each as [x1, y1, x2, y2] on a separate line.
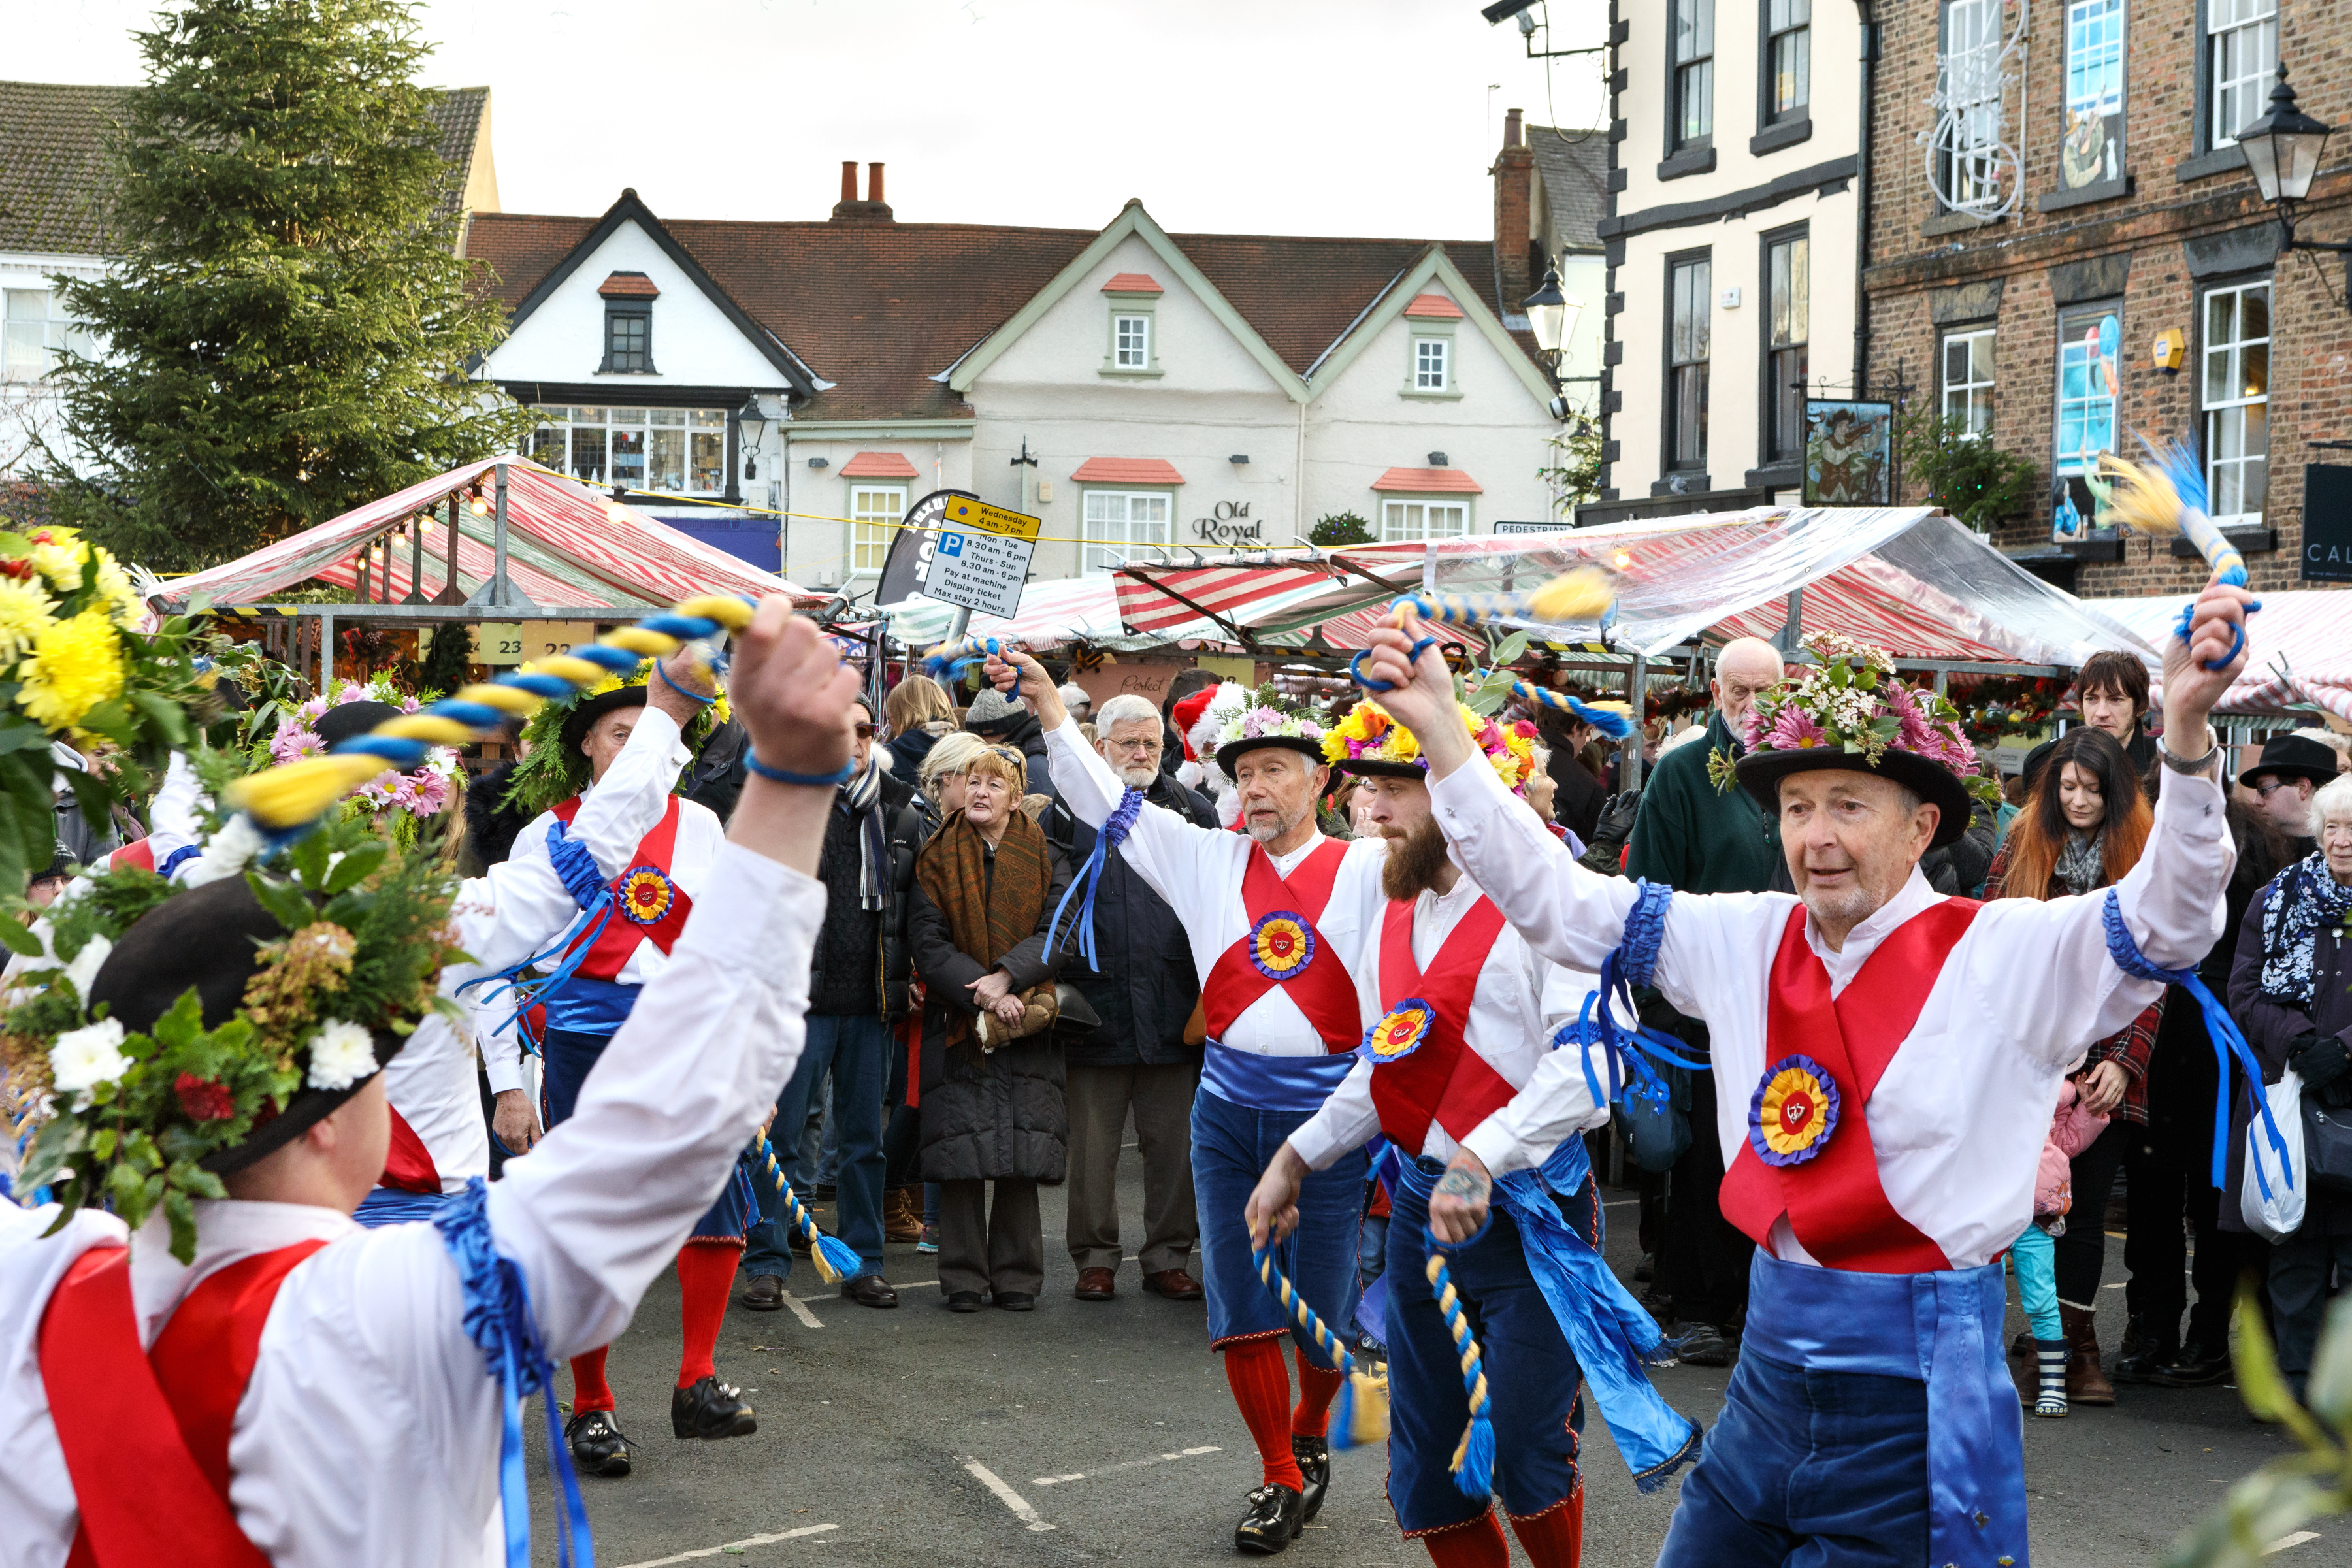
[2242, 61, 2352, 312]
[736, 395, 769, 481]
[1523, 265, 1575, 367]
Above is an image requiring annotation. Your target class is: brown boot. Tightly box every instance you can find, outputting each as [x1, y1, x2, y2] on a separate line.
[881, 1187, 922, 1245]
[2062, 1305, 2114, 1405]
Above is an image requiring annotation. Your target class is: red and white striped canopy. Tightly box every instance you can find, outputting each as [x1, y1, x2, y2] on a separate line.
[1112, 542, 1436, 645]
[2090, 590, 2352, 720]
[159, 458, 814, 612]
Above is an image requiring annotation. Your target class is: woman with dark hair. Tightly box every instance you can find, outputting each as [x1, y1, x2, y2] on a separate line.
[1982, 725, 2164, 1407]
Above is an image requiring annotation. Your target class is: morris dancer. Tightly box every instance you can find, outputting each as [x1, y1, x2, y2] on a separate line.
[482, 657, 745, 1478]
[987, 657, 1386, 1556]
[1352, 580, 2251, 1568]
[0, 598, 849, 1568]
[1248, 700, 1697, 1568]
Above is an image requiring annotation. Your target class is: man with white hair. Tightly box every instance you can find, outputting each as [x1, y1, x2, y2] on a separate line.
[1045, 693, 1218, 1305]
[1622, 634, 1787, 1367]
[988, 656, 1386, 1557]
[1354, 579, 2253, 1568]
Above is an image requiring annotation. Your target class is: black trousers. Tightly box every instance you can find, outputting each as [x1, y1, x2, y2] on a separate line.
[2057, 1119, 2137, 1308]
[2125, 1149, 2272, 1353]
[1656, 1070, 1754, 1326]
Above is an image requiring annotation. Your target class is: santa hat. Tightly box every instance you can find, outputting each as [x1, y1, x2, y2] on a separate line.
[1171, 685, 1220, 762]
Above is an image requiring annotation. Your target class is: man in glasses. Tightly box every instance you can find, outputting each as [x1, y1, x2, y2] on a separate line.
[2240, 732, 2340, 860]
[1043, 695, 1218, 1307]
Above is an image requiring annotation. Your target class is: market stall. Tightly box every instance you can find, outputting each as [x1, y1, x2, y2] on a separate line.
[2086, 589, 2352, 725]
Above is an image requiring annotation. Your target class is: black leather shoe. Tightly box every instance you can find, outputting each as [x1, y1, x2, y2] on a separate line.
[945, 1290, 986, 1313]
[1676, 1322, 1739, 1367]
[670, 1376, 757, 1441]
[994, 1291, 1037, 1312]
[842, 1274, 899, 1309]
[740, 1273, 787, 1312]
[565, 1409, 633, 1477]
[2114, 1339, 2180, 1384]
[1233, 1483, 1306, 1554]
[1633, 1252, 1656, 1282]
[2151, 1345, 2233, 1388]
[1641, 1285, 1675, 1325]
[787, 1229, 811, 1256]
[1291, 1434, 1330, 1523]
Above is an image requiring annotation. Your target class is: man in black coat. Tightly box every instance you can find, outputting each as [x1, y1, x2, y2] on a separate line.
[1047, 693, 1216, 1303]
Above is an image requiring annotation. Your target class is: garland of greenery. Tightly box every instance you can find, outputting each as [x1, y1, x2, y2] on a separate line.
[500, 658, 727, 818]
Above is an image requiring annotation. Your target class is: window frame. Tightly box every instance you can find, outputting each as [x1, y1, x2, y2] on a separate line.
[525, 404, 732, 497]
[1663, 0, 1717, 176]
[1759, 224, 1810, 469]
[1758, 0, 1811, 130]
[2197, 274, 2270, 531]
[2044, 0, 2130, 208]
[1, 288, 94, 382]
[1079, 487, 1176, 574]
[1100, 293, 1163, 378]
[1939, 325, 1998, 438]
[1663, 249, 1713, 477]
[847, 482, 909, 577]
[2052, 299, 2123, 481]
[1377, 497, 1473, 543]
[1400, 315, 1463, 400]
[1933, 0, 2011, 216]
[600, 302, 654, 374]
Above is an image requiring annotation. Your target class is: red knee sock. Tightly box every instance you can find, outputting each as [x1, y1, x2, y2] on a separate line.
[570, 1347, 614, 1414]
[1222, 1338, 1305, 1491]
[1421, 1511, 1511, 1568]
[674, 1240, 741, 1388]
[1291, 1346, 1344, 1438]
[1509, 1488, 1584, 1568]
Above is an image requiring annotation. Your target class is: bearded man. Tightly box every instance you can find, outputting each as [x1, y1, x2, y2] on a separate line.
[1352, 580, 2253, 1568]
[1247, 706, 1696, 1568]
[987, 658, 1386, 1557]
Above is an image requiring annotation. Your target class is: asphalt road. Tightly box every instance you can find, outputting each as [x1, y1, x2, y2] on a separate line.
[535, 1141, 2318, 1568]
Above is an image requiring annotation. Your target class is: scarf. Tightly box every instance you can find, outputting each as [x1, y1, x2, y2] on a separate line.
[2053, 829, 2105, 898]
[2259, 851, 2352, 1005]
[841, 755, 887, 911]
[915, 807, 1053, 1047]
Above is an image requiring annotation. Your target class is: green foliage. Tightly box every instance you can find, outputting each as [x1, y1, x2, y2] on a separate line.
[2167, 1288, 2351, 1567]
[1308, 511, 1375, 547]
[418, 621, 473, 697]
[1897, 413, 2039, 534]
[1538, 420, 1605, 513]
[50, 0, 534, 568]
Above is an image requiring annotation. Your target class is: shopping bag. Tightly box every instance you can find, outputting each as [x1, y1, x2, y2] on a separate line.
[2240, 1070, 2307, 1241]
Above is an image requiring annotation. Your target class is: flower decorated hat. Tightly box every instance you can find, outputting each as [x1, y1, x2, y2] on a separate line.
[3, 814, 461, 1260]
[1323, 697, 1537, 796]
[1203, 682, 1331, 779]
[502, 656, 727, 816]
[261, 680, 460, 842]
[1718, 632, 1995, 848]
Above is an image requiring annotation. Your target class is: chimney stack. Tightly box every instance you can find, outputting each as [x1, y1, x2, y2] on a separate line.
[840, 161, 857, 203]
[868, 161, 885, 207]
[830, 158, 897, 223]
[1491, 108, 1535, 318]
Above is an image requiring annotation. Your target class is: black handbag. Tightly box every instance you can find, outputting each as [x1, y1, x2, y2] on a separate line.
[2305, 1096, 2352, 1196]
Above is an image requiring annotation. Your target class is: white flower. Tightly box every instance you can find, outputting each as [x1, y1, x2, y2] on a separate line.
[49, 1019, 128, 1097]
[60, 934, 110, 998]
[182, 814, 266, 888]
[304, 1019, 376, 1091]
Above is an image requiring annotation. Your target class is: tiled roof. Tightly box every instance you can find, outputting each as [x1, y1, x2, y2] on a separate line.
[465, 205, 1536, 424]
[1527, 125, 1609, 255]
[1071, 457, 1185, 484]
[0, 80, 493, 255]
[840, 451, 919, 478]
[1403, 292, 1465, 319]
[1372, 466, 1482, 493]
[1101, 272, 1164, 293]
[598, 270, 659, 299]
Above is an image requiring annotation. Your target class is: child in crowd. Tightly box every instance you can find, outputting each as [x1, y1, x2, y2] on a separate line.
[2015, 1077, 2108, 1417]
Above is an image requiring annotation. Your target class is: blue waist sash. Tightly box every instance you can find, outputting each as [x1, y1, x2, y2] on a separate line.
[353, 1185, 449, 1229]
[542, 976, 639, 1036]
[1397, 1141, 1700, 1492]
[1200, 1040, 1356, 1115]
[1742, 1250, 2027, 1568]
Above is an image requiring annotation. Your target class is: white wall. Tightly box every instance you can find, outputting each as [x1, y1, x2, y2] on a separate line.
[0, 249, 109, 480]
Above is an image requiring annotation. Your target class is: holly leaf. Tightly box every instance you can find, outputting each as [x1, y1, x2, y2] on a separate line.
[149, 989, 206, 1053]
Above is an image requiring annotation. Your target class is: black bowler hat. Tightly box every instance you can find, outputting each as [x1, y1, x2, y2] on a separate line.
[559, 684, 649, 756]
[314, 699, 402, 751]
[2239, 732, 2342, 791]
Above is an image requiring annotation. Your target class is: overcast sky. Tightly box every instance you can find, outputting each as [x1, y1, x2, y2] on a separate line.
[18, 0, 1608, 238]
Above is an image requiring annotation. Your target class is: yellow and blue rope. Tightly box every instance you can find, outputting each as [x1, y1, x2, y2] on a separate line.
[1347, 571, 1617, 698]
[2090, 434, 2260, 670]
[1424, 1249, 1495, 1498]
[1250, 1245, 1390, 1450]
[753, 1133, 864, 1286]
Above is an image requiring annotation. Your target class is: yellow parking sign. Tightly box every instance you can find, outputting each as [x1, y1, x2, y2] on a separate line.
[939, 495, 1041, 541]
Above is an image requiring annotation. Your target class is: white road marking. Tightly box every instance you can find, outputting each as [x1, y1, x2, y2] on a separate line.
[963, 1458, 1056, 1531]
[1034, 1445, 1220, 1486]
[2264, 1531, 2321, 1554]
[781, 1294, 823, 1330]
[1604, 1199, 1640, 1208]
[616, 1521, 839, 1567]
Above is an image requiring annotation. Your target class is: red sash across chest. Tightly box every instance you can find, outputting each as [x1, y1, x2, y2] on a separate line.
[40, 1239, 330, 1567]
[1718, 898, 1981, 1274]
[1365, 894, 1516, 1151]
[1201, 838, 1360, 1051]
[552, 794, 694, 980]
[108, 838, 155, 874]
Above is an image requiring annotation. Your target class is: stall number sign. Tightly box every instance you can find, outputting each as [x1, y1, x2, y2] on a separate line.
[924, 498, 1039, 618]
[471, 621, 598, 666]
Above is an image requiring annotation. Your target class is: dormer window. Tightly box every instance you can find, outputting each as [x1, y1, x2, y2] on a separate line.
[598, 271, 659, 374]
[1400, 293, 1464, 400]
[1100, 272, 1165, 378]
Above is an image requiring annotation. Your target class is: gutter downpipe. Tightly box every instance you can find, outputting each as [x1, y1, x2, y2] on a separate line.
[1853, 0, 1876, 391]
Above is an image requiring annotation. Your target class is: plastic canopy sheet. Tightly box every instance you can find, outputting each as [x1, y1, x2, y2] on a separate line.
[885, 576, 1146, 651]
[1421, 507, 2159, 667]
[2087, 590, 2352, 720]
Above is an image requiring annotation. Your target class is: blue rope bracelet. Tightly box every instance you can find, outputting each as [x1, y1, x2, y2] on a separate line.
[653, 659, 715, 706]
[743, 751, 854, 788]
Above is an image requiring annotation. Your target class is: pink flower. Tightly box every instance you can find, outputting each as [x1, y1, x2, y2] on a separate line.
[1767, 710, 1829, 751]
[270, 725, 326, 765]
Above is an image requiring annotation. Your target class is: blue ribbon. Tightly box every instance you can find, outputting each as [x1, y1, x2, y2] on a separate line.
[1568, 880, 1710, 1113]
[1043, 787, 1144, 966]
[156, 843, 203, 881]
[456, 820, 617, 1046]
[2101, 889, 2295, 1196]
[433, 1178, 594, 1568]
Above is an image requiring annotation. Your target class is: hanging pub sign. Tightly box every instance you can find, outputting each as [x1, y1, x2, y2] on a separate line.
[2304, 465, 2352, 583]
[1802, 400, 1893, 505]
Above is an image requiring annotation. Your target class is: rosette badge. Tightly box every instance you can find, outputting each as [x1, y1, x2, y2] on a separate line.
[619, 867, 677, 925]
[1249, 912, 1315, 979]
[1367, 1000, 1435, 1062]
[1749, 1054, 1841, 1166]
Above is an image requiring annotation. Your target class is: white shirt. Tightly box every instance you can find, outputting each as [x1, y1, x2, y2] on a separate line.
[1289, 867, 1609, 1175]
[0, 843, 823, 1568]
[1043, 715, 1387, 1056]
[1427, 757, 2233, 1271]
[91, 752, 204, 878]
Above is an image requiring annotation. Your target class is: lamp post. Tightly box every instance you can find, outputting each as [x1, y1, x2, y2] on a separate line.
[736, 395, 770, 483]
[2242, 61, 2352, 313]
[1522, 264, 1578, 372]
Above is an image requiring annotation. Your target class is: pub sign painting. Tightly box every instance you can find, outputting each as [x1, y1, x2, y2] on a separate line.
[1803, 400, 1893, 506]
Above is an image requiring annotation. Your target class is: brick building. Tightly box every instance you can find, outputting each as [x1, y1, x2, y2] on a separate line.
[1863, 0, 2351, 595]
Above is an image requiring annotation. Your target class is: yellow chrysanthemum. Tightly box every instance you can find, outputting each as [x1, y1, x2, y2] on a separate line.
[0, 576, 59, 669]
[91, 549, 143, 628]
[18, 607, 127, 734]
[26, 528, 88, 594]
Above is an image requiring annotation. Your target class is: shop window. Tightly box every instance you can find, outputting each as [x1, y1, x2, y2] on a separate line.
[2202, 280, 2270, 528]
[1380, 500, 1470, 542]
[1667, 254, 1711, 472]
[851, 485, 906, 574]
[1764, 229, 1808, 463]
[1941, 327, 1997, 436]
[529, 406, 728, 494]
[2053, 304, 2121, 478]
[2207, 0, 2276, 148]
[1081, 490, 1172, 573]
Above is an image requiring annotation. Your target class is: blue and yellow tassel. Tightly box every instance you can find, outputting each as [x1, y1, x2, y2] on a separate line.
[1349, 573, 1620, 695]
[1425, 1249, 1495, 1499]
[2091, 434, 2260, 671]
[753, 1133, 864, 1286]
[1251, 1246, 1390, 1450]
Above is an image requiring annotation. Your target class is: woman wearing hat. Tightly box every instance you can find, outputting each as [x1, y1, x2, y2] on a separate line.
[1356, 580, 2255, 1568]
